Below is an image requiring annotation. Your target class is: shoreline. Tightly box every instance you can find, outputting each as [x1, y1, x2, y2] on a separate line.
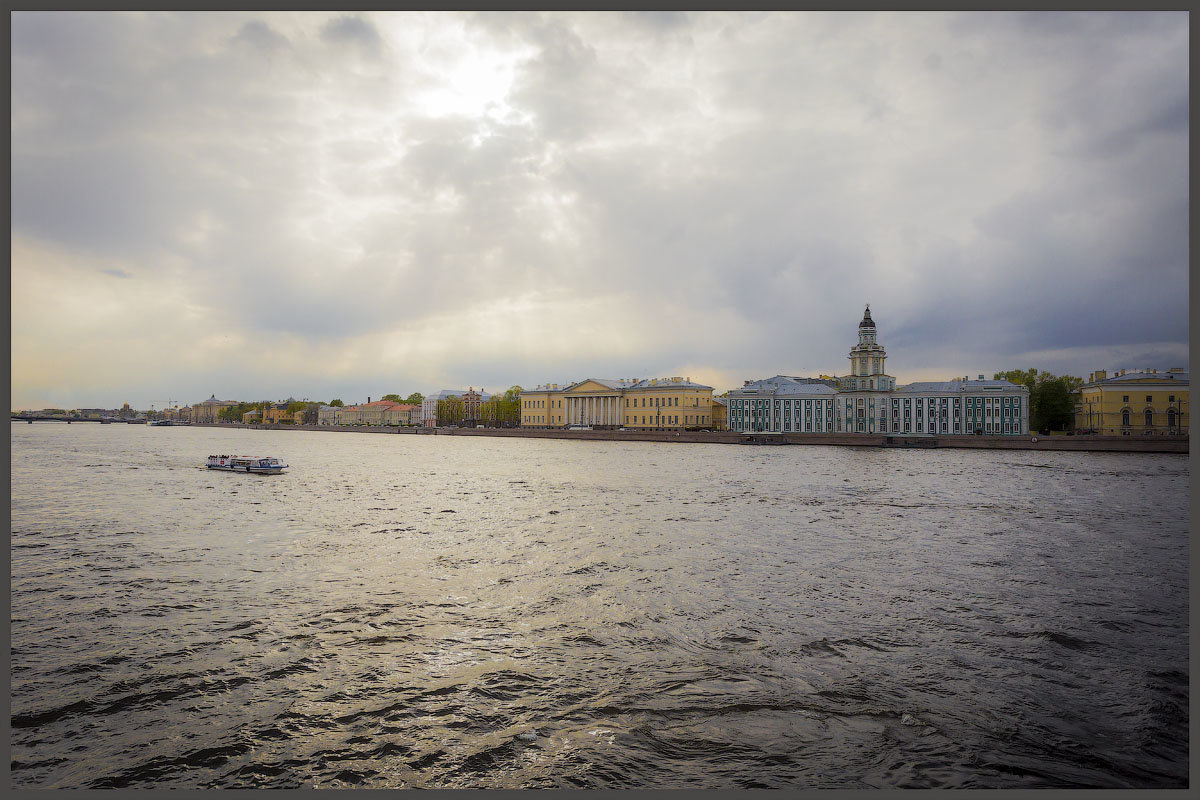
[177, 422, 1190, 453]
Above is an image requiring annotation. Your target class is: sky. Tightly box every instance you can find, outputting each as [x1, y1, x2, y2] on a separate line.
[10, 11, 1190, 411]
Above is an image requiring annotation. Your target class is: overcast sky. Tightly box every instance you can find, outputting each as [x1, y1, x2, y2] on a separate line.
[11, 11, 1189, 410]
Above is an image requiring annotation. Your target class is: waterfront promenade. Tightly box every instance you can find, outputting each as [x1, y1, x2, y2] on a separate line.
[189, 422, 1188, 453]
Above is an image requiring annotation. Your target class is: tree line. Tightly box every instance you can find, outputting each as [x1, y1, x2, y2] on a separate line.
[993, 368, 1083, 433]
[435, 386, 523, 427]
[217, 400, 329, 425]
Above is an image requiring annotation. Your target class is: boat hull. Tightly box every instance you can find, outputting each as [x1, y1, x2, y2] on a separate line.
[206, 464, 287, 474]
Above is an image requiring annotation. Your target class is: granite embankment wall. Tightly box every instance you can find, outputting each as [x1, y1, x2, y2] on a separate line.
[192, 423, 1188, 453]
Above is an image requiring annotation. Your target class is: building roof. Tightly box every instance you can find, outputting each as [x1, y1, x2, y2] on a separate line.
[628, 377, 713, 390]
[731, 376, 838, 396]
[585, 378, 641, 390]
[1093, 370, 1189, 386]
[859, 305, 875, 329]
[526, 377, 712, 393]
[895, 379, 1026, 394]
[425, 389, 492, 402]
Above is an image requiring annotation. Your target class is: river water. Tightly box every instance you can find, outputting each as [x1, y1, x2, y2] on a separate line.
[10, 422, 1190, 788]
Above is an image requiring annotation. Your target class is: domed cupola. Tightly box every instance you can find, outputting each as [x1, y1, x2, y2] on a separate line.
[848, 304, 888, 383]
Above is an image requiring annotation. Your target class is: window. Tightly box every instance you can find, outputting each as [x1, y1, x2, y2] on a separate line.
[1146, 395, 1153, 403]
[1169, 395, 1175, 402]
[1123, 395, 1129, 403]
[1168, 409, 1177, 427]
[1145, 409, 1153, 427]
[1122, 410, 1130, 426]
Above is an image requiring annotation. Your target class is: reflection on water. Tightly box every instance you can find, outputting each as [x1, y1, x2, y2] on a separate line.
[10, 423, 1189, 788]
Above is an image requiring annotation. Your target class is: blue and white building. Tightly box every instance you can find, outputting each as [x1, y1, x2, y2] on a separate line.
[727, 307, 1030, 436]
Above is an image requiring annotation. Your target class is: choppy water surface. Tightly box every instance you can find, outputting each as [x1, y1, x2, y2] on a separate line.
[10, 423, 1189, 788]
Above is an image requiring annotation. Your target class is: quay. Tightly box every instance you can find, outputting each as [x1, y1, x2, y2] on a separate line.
[188, 422, 1188, 453]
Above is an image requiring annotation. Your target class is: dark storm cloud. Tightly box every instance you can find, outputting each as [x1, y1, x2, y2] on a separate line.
[231, 19, 290, 53]
[320, 15, 384, 57]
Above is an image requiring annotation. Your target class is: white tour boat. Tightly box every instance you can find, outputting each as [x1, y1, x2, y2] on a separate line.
[205, 454, 288, 474]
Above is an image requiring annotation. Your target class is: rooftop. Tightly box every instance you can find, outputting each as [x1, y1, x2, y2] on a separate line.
[895, 379, 1026, 393]
[426, 389, 493, 401]
[730, 376, 838, 396]
[1092, 369, 1189, 385]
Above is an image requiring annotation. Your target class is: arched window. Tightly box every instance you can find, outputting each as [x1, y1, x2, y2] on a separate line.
[1168, 409, 1177, 428]
[1121, 410, 1130, 427]
[1145, 409, 1154, 427]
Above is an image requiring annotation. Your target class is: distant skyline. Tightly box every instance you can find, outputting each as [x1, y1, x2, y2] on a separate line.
[11, 11, 1189, 411]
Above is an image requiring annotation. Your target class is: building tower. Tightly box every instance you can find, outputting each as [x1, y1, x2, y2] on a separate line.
[846, 305, 892, 392]
[838, 305, 895, 433]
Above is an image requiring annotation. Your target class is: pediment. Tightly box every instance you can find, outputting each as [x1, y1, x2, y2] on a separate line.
[564, 379, 618, 394]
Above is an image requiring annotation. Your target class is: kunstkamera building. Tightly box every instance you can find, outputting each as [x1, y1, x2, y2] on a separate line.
[727, 307, 1030, 436]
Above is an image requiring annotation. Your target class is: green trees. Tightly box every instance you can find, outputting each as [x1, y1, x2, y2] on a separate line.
[436, 395, 464, 426]
[404, 392, 424, 406]
[219, 401, 269, 423]
[475, 386, 522, 427]
[994, 369, 1084, 432]
[329, 399, 344, 407]
[300, 403, 320, 425]
[381, 394, 401, 402]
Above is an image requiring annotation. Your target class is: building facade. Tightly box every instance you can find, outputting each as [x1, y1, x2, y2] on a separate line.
[711, 397, 728, 431]
[317, 405, 340, 426]
[421, 389, 491, 427]
[383, 403, 418, 426]
[192, 395, 239, 423]
[262, 403, 292, 424]
[727, 307, 1030, 436]
[459, 388, 492, 427]
[520, 377, 715, 430]
[1074, 368, 1189, 435]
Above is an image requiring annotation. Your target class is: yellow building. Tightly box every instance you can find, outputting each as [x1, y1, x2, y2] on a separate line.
[192, 395, 239, 423]
[383, 403, 418, 426]
[1074, 368, 1188, 436]
[711, 397, 728, 431]
[262, 403, 292, 424]
[520, 383, 563, 428]
[521, 377, 714, 430]
[242, 409, 262, 424]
